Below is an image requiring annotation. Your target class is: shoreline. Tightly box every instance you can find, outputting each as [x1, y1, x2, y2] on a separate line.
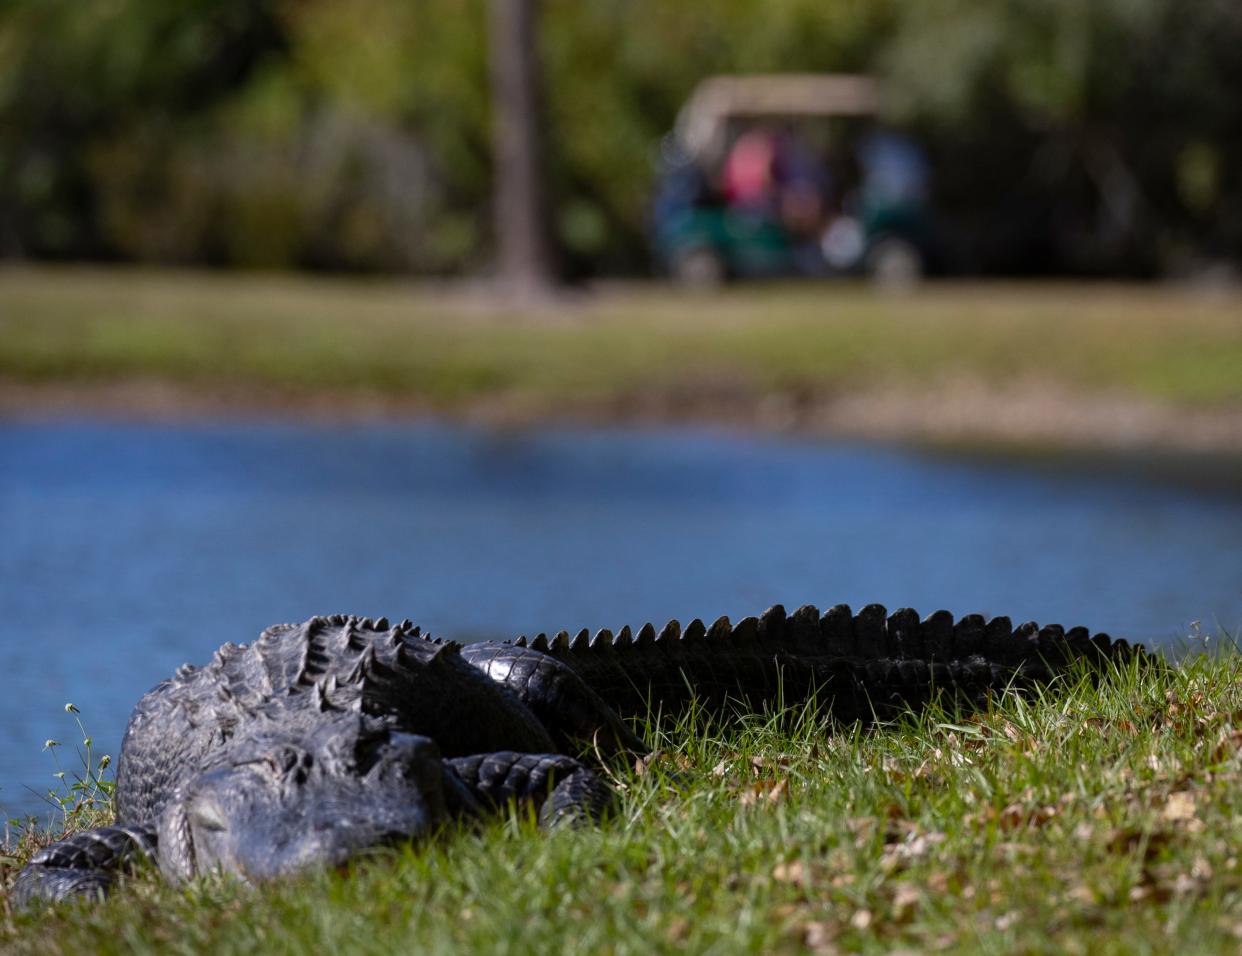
[4, 269, 1240, 466]
[4, 375, 1242, 461]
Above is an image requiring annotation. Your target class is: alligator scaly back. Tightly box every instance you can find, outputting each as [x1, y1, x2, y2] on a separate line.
[115, 614, 558, 826]
[500, 603, 1141, 721]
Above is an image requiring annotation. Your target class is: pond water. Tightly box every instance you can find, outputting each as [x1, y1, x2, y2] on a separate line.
[2, 419, 1240, 821]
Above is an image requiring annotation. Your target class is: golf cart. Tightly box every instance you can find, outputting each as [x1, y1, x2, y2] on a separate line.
[652, 74, 936, 286]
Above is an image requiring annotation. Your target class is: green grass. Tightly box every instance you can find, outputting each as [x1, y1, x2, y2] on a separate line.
[2, 267, 1241, 409]
[6, 649, 1242, 954]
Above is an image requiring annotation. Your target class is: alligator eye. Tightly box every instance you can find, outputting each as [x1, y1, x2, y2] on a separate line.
[191, 800, 229, 832]
[267, 747, 305, 774]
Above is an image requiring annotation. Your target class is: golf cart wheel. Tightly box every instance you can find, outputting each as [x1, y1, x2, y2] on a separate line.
[866, 236, 924, 288]
[670, 246, 726, 288]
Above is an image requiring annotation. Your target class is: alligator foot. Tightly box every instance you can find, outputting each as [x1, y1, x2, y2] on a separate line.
[447, 751, 618, 827]
[10, 825, 157, 907]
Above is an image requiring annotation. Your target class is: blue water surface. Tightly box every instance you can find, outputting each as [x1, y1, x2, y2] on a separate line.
[2, 419, 1239, 820]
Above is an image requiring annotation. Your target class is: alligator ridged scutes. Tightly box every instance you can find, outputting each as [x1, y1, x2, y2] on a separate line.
[11, 602, 1145, 907]
[487, 602, 1135, 722]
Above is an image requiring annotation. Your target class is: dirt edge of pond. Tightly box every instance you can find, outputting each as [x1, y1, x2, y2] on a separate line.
[2, 376, 1241, 459]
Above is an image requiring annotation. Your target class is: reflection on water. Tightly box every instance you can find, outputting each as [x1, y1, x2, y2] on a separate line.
[2, 419, 1240, 819]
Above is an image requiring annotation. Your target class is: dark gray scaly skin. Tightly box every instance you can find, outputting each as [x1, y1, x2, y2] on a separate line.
[12, 615, 617, 905]
[12, 604, 1144, 906]
[470, 602, 1138, 724]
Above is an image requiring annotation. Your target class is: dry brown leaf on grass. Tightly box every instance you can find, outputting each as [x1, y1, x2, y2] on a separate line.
[880, 828, 947, 871]
[664, 916, 689, 943]
[801, 919, 839, 954]
[928, 744, 978, 767]
[634, 749, 691, 776]
[892, 882, 921, 913]
[772, 860, 811, 887]
[1162, 790, 1198, 822]
[739, 776, 789, 808]
[1209, 727, 1242, 762]
[994, 910, 1020, 931]
[998, 801, 1059, 830]
[1069, 884, 1096, 905]
[707, 753, 797, 780]
[749, 754, 795, 775]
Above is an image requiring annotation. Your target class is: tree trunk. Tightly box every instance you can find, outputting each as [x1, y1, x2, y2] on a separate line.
[488, 0, 556, 296]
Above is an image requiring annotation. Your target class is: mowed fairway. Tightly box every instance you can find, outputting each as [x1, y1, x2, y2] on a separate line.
[2, 268, 1240, 430]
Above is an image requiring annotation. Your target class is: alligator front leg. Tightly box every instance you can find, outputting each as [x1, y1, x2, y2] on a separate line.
[447, 752, 618, 828]
[10, 825, 157, 907]
[458, 643, 648, 760]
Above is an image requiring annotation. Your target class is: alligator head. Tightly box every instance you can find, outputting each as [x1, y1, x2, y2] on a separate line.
[155, 711, 476, 883]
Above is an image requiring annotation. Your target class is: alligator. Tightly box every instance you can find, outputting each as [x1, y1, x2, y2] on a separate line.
[10, 603, 1141, 906]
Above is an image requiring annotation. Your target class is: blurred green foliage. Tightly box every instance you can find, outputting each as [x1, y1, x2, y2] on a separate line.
[1, 0, 1239, 275]
[883, 0, 1242, 275]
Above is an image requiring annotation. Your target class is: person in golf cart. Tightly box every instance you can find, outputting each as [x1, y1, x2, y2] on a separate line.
[651, 74, 935, 286]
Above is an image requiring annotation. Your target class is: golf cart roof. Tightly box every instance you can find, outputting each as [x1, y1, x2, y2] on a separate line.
[674, 74, 880, 161]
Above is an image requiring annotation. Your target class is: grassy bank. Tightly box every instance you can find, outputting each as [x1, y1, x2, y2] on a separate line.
[5, 651, 1242, 953]
[2, 268, 1241, 448]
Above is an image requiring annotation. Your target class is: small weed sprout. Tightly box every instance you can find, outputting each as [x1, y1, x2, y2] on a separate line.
[2, 705, 115, 863]
[38, 703, 115, 824]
